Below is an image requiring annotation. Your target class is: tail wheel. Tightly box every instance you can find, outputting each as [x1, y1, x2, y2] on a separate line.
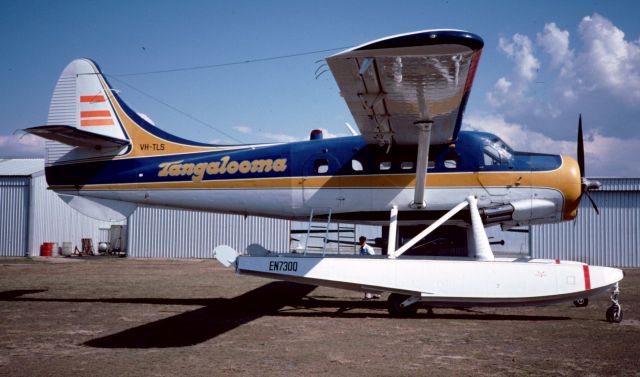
[387, 293, 419, 317]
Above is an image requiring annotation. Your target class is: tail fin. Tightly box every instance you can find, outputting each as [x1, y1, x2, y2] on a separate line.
[48, 59, 129, 142]
[26, 58, 229, 166]
[25, 58, 130, 164]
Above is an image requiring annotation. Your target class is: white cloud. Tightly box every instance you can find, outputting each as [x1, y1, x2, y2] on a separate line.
[233, 124, 302, 143]
[232, 125, 347, 144]
[464, 113, 574, 155]
[233, 126, 252, 134]
[484, 13, 640, 149]
[317, 128, 348, 139]
[498, 34, 540, 82]
[487, 34, 539, 107]
[464, 113, 640, 177]
[577, 14, 640, 103]
[0, 134, 45, 157]
[486, 77, 512, 107]
[263, 133, 299, 143]
[537, 22, 573, 75]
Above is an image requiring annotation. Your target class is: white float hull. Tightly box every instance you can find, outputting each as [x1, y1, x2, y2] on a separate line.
[236, 255, 623, 307]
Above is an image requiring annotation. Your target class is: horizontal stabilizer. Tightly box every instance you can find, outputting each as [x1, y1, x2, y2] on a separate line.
[58, 194, 137, 221]
[24, 125, 130, 149]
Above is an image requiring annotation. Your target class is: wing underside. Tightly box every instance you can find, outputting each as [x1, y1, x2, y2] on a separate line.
[327, 30, 483, 146]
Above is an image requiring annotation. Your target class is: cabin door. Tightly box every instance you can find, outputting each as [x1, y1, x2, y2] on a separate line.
[301, 153, 343, 210]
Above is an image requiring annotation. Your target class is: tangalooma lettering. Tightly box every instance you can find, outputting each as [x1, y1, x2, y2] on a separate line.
[157, 156, 287, 182]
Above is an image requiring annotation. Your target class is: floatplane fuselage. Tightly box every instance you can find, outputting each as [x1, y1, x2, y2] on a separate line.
[26, 29, 623, 321]
[43, 130, 582, 227]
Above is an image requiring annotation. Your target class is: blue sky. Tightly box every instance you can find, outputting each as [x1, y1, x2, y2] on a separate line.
[1, 0, 639, 176]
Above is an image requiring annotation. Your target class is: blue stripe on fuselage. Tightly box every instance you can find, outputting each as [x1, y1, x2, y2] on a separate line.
[45, 131, 562, 187]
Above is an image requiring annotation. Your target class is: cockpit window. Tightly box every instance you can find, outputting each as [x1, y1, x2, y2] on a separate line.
[483, 138, 513, 166]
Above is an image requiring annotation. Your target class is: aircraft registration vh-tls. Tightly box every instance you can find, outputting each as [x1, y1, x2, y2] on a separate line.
[25, 29, 624, 322]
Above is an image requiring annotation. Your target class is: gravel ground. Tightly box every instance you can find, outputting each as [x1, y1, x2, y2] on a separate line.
[0, 257, 638, 377]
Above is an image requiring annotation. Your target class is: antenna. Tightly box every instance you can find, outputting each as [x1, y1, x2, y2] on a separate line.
[344, 122, 358, 136]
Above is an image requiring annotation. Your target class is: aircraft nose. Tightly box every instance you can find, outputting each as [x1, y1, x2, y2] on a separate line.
[560, 155, 582, 220]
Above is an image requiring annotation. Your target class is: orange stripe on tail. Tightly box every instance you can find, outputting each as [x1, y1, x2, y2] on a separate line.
[80, 95, 106, 103]
[80, 110, 111, 118]
[81, 119, 114, 126]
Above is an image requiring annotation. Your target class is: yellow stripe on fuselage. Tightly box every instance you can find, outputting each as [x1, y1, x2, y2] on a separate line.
[50, 162, 577, 190]
[50, 157, 582, 221]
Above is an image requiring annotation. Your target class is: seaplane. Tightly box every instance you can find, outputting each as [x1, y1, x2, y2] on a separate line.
[25, 29, 624, 322]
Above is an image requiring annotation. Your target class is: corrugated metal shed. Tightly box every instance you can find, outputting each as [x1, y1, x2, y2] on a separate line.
[28, 174, 126, 256]
[531, 178, 640, 267]
[0, 177, 30, 256]
[290, 221, 382, 254]
[0, 158, 126, 257]
[128, 205, 290, 258]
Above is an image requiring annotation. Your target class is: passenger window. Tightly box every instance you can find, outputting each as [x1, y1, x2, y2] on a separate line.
[314, 159, 329, 174]
[351, 159, 363, 171]
[400, 162, 413, 170]
[379, 161, 391, 170]
[444, 159, 457, 169]
[444, 153, 459, 169]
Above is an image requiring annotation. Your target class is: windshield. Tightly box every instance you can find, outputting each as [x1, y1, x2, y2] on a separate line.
[483, 137, 513, 166]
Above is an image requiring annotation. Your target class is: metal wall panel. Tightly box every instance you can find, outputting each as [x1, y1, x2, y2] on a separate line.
[531, 186, 640, 267]
[0, 177, 29, 256]
[289, 221, 382, 254]
[29, 174, 125, 256]
[128, 206, 290, 258]
[592, 178, 640, 192]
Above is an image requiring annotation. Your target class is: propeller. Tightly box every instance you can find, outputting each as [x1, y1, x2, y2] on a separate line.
[577, 114, 601, 214]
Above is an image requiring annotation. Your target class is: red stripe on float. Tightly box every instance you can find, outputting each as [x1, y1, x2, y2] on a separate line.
[582, 265, 591, 290]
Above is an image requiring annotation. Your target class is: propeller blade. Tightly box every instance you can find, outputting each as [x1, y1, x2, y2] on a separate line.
[577, 114, 585, 179]
[584, 191, 600, 215]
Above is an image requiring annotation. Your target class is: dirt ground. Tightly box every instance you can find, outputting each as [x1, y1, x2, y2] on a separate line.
[0, 257, 638, 377]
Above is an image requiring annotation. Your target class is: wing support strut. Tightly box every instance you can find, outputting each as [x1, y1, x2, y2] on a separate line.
[387, 205, 398, 255]
[389, 196, 494, 261]
[410, 121, 432, 209]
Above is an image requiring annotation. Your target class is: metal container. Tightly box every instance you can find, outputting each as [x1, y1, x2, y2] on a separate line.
[40, 242, 53, 257]
[98, 242, 109, 253]
[61, 242, 73, 256]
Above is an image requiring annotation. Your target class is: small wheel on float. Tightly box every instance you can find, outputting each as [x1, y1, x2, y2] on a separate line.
[573, 298, 589, 307]
[387, 293, 419, 317]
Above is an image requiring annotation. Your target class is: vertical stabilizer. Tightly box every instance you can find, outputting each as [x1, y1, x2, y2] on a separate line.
[48, 59, 128, 140]
[44, 59, 129, 164]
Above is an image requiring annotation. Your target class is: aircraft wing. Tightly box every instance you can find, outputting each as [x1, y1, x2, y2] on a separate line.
[327, 30, 483, 146]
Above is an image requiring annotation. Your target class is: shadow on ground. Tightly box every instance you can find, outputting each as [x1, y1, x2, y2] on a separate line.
[0, 284, 570, 349]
